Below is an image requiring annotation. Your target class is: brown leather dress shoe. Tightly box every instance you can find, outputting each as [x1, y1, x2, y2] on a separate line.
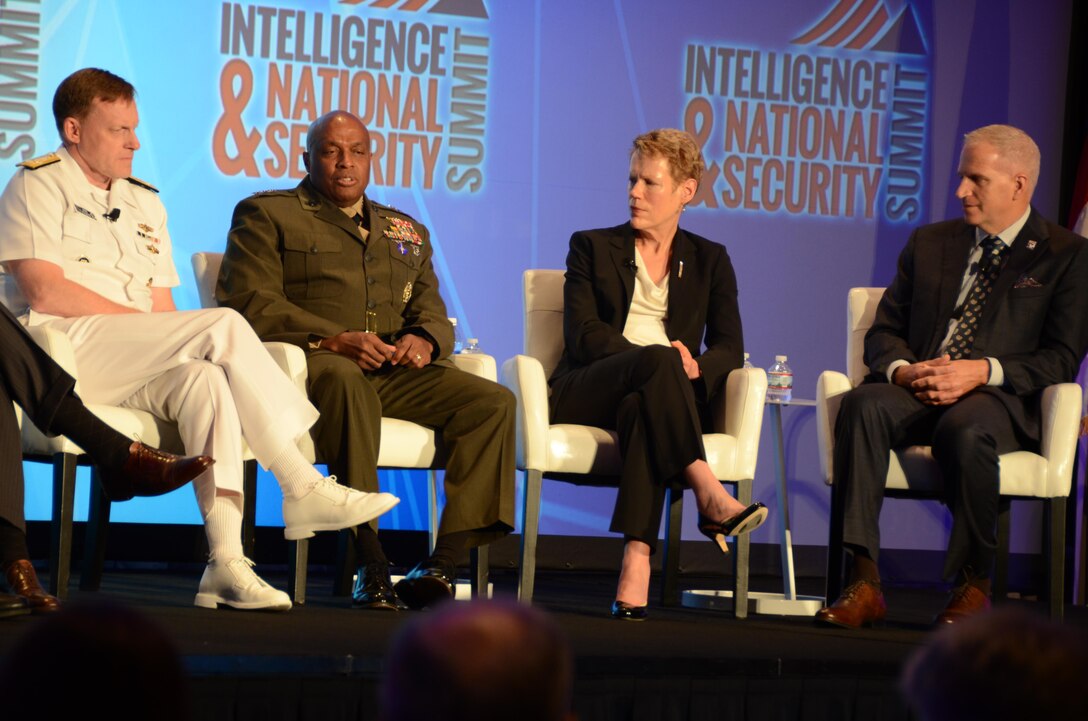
[934, 583, 990, 625]
[3, 559, 59, 614]
[99, 442, 214, 501]
[815, 580, 887, 629]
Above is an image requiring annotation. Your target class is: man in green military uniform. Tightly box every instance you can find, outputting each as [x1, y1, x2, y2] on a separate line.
[217, 111, 515, 610]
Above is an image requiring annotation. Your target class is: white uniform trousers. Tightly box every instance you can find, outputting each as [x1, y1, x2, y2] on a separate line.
[38, 308, 319, 514]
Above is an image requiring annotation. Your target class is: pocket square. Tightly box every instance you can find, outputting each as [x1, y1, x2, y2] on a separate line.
[1013, 275, 1043, 289]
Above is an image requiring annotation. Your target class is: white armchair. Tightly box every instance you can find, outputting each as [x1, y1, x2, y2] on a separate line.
[816, 287, 1079, 620]
[20, 323, 187, 598]
[192, 252, 495, 602]
[501, 270, 767, 616]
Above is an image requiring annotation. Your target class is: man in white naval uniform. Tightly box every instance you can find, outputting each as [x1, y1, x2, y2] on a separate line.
[0, 68, 398, 611]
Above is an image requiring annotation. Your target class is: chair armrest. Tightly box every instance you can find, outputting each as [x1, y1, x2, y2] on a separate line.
[451, 352, 497, 382]
[816, 370, 853, 485]
[262, 342, 308, 393]
[715, 367, 767, 479]
[1039, 382, 1082, 497]
[500, 355, 549, 471]
[25, 324, 79, 384]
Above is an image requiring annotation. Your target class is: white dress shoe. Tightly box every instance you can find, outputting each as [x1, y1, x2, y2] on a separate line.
[282, 475, 400, 541]
[194, 556, 292, 611]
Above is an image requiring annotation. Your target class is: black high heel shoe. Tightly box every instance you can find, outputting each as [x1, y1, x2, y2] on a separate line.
[698, 502, 768, 554]
[610, 600, 648, 621]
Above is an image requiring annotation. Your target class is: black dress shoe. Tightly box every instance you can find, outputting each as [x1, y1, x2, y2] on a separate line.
[352, 562, 399, 611]
[698, 502, 768, 554]
[0, 591, 30, 619]
[99, 442, 214, 501]
[394, 558, 457, 610]
[610, 600, 648, 621]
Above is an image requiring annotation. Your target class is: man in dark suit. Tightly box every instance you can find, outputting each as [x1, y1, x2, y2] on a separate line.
[817, 125, 1088, 628]
[217, 111, 515, 611]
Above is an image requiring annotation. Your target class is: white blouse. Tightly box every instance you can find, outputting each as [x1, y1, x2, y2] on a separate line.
[621, 246, 670, 347]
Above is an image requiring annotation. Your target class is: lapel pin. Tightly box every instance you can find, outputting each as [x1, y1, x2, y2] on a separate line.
[678, 260, 684, 279]
[1026, 240, 1037, 250]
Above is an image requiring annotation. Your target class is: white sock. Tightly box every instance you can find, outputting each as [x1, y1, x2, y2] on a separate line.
[204, 495, 245, 561]
[268, 446, 323, 500]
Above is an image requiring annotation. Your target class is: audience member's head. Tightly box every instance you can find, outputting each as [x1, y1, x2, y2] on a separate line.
[0, 600, 187, 721]
[900, 607, 1088, 721]
[382, 599, 576, 721]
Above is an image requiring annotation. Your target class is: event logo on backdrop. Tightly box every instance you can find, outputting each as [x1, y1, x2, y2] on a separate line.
[683, 0, 929, 223]
[0, 0, 42, 162]
[213, 0, 490, 192]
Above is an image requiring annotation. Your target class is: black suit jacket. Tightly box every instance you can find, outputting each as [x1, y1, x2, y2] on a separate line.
[864, 208, 1088, 441]
[550, 223, 744, 403]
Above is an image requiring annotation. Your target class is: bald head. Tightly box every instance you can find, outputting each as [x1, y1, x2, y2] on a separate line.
[303, 111, 371, 207]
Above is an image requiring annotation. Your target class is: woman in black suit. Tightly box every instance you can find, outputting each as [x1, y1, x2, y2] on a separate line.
[549, 129, 766, 619]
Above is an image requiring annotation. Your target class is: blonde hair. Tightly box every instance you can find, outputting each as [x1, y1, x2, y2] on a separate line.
[631, 128, 705, 185]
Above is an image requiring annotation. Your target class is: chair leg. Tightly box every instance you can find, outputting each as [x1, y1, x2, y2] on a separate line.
[659, 484, 683, 607]
[242, 459, 258, 559]
[49, 453, 78, 598]
[733, 480, 751, 619]
[428, 470, 439, 555]
[470, 544, 489, 598]
[518, 470, 542, 603]
[287, 539, 308, 605]
[80, 467, 112, 592]
[825, 480, 846, 604]
[1047, 498, 1066, 622]
[994, 499, 1012, 601]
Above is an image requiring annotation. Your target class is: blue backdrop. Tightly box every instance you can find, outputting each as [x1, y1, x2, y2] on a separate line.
[5, 0, 1076, 557]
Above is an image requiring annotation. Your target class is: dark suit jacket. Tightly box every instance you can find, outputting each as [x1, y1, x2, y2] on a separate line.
[550, 223, 744, 403]
[864, 208, 1088, 441]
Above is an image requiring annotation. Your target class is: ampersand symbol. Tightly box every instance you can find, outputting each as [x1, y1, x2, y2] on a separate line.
[684, 97, 720, 209]
[212, 59, 262, 177]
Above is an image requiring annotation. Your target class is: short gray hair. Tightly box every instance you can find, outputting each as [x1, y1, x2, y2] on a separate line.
[963, 124, 1040, 189]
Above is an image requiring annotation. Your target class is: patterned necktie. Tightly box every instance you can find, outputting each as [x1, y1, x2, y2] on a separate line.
[946, 236, 1008, 360]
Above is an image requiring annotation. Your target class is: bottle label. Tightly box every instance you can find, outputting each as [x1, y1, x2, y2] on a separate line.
[768, 371, 793, 389]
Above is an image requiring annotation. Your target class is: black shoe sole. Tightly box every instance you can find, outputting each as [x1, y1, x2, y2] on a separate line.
[394, 575, 454, 610]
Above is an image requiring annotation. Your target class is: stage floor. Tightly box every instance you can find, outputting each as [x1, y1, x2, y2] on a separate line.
[2, 567, 1083, 720]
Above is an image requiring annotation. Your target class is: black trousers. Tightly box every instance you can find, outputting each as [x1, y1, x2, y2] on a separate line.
[835, 383, 1021, 580]
[0, 305, 76, 533]
[550, 345, 706, 548]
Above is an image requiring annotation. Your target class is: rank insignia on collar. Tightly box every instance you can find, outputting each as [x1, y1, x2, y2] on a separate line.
[74, 205, 96, 219]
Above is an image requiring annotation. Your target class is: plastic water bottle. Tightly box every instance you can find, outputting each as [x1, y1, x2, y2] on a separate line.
[767, 355, 793, 402]
[462, 337, 481, 354]
[743, 352, 754, 369]
[449, 317, 465, 354]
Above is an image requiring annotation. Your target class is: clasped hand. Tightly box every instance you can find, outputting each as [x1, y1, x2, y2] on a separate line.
[892, 355, 989, 405]
[670, 341, 701, 380]
[322, 331, 432, 370]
